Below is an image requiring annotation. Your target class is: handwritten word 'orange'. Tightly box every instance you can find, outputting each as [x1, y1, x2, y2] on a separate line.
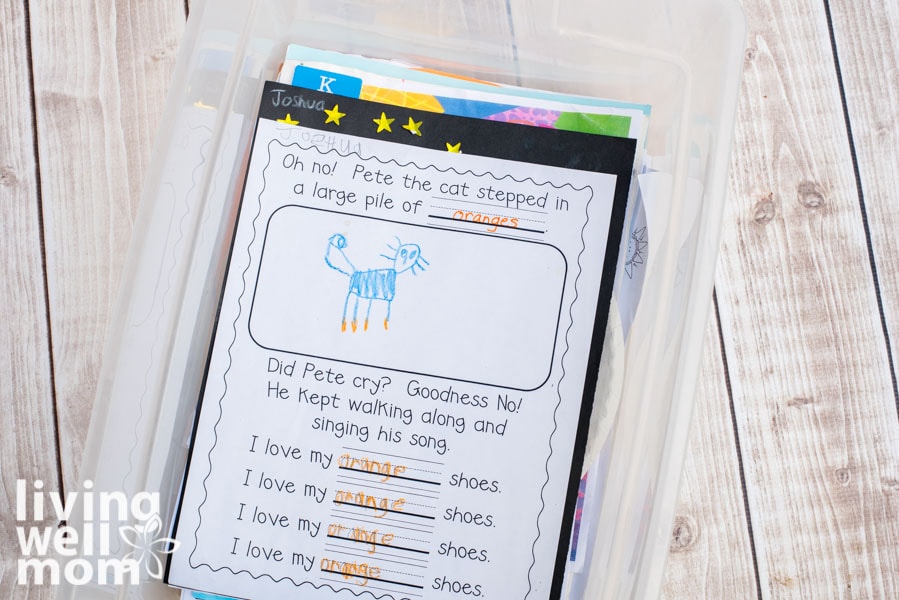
[452, 210, 519, 233]
[339, 453, 407, 482]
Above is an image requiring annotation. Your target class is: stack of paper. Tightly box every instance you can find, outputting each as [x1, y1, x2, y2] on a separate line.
[166, 45, 651, 600]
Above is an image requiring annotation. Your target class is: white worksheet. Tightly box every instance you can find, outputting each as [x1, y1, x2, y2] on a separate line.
[167, 81, 635, 600]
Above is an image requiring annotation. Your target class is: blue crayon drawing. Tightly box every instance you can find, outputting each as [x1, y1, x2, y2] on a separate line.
[325, 233, 428, 332]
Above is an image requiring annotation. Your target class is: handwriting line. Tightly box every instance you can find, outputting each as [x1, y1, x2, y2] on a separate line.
[333, 500, 435, 520]
[338, 466, 441, 486]
[320, 569, 425, 589]
[327, 534, 428, 555]
[428, 214, 545, 234]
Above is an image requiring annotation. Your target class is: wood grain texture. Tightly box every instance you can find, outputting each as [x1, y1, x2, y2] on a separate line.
[717, 0, 899, 597]
[661, 317, 759, 598]
[828, 0, 899, 404]
[0, 2, 58, 598]
[29, 0, 185, 492]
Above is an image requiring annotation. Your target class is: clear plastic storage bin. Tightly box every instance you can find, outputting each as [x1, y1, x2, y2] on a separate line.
[59, 1, 746, 599]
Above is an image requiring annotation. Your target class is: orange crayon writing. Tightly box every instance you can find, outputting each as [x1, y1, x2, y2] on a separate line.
[339, 453, 407, 482]
[328, 522, 395, 554]
[334, 489, 406, 518]
[320, 557, 381, 586]
[452, 210, 519, 233]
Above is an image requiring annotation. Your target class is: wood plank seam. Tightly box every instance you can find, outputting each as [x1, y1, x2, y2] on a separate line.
[821, 0, 899, 422]
[22, 0, 66, 506]
[714, 290, 764, 600]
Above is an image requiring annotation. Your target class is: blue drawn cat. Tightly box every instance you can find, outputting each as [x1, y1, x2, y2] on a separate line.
[325, 233, 428, 332]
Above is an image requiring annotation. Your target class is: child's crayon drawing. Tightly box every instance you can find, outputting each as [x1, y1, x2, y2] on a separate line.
[325, 233, 428, 332]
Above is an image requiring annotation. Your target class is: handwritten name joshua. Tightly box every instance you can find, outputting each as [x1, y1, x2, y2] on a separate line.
[270, 88, 326, 111]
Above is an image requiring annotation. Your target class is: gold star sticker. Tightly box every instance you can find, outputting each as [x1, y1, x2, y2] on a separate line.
[277, 113, 299, 126]
[324, 104, 346, 126]
[373, 112, 394, 133]
[402, 117, 423, 136]
[446, 141, 461, 153]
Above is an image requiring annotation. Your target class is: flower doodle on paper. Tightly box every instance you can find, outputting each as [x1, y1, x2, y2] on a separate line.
[325, 233, 428, 332]
[119, 514, 180, 579]
[625, 226, 647, 279]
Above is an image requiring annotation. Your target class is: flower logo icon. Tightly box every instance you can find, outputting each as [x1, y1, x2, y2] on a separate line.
[119, 514, 180, 579]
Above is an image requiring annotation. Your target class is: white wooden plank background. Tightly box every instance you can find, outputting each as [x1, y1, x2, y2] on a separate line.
[662, 321, 759, 598]
[29, 0, 186, 494]
[716, 0, 899, 596]
[0, 2, 57, 599]
[829, 0, 899, 410]
[1, 0, 897, 598]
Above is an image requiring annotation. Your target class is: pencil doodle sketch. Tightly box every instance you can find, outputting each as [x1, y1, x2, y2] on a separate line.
[325, 233, 428, 332]
[624, 226, 647, 279]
